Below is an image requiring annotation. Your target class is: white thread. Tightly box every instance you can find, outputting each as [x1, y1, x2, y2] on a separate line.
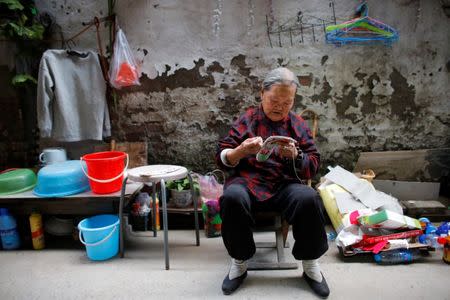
[292, 148, 304, 183]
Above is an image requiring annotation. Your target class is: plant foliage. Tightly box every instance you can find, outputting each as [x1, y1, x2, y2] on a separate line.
[0, 0, 44, 40]
[167, 177, 200, 192]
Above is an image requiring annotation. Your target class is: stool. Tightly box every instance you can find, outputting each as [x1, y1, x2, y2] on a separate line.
[248, 211, 298, 270]
[121, 164, 200, 270]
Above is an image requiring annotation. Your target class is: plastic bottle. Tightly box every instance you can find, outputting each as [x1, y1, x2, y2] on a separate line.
[418, 233, 442, 249]
[327, 231, 337, 241]
[154, 197, 160, 230]
[373, 248, 422, 265]
[29, 212, 45, 250]
[442, 237, 450, 264]
[0, 208, 21, 250]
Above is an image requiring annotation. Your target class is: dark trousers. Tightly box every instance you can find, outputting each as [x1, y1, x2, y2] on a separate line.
[219, 183, 329, 261]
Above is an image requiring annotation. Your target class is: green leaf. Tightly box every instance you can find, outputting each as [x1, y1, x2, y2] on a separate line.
[7, 22, 44, 40]
[19, 13, 28, 24]
[0, 0, 24, 10]
[12, 74, 37, 86]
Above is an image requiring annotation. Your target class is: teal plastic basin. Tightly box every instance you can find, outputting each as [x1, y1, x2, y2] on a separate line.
[33, 160, 90, 197]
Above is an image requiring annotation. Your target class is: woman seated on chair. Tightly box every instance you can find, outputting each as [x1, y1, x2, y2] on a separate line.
[216, 67, 330, 298]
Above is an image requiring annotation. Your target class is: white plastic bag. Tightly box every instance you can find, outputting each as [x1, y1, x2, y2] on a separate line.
[109, 28, 140, 89]
[196, 170, 224, 202]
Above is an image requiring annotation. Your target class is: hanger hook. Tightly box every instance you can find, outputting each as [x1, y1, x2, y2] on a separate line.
[94, 16, 100, 28]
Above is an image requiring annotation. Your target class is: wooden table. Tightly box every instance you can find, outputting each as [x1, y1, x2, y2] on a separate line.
[0, 182, 143, 257]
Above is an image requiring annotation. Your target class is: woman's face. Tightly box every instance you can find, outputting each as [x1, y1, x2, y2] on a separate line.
[261, 84, 296, 122]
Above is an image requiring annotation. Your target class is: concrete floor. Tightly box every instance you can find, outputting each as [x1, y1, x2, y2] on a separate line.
[0, 227, 449, 300]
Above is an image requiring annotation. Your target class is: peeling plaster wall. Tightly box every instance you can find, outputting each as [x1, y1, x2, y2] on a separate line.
[34, 0, 450, 174]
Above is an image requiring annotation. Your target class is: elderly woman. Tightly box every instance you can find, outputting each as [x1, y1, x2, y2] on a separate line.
[216, 67, 330, 298]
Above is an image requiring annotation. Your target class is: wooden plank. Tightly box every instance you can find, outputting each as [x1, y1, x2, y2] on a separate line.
[4, 200, 117, 215]
[372, 179, 440, 200]
[0, 183, 143, 215]
[247, 261, 298, 270]
[94, 142, 147, 169]
[353, 148, 450, 182]
[402, 200, 447, 217]
[402, 200, 446, 209]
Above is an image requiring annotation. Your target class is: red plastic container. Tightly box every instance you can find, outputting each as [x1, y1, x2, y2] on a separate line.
[81, 151, 128, 194]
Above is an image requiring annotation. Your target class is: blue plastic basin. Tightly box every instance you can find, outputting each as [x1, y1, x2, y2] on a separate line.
[33, 160, 90, 197]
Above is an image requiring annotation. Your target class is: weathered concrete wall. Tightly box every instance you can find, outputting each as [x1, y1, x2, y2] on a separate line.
[22, 0, 450, 174]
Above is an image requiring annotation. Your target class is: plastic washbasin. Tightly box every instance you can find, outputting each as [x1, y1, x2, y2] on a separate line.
[0, 169, 37, 196]
[33, 160, 90, 197]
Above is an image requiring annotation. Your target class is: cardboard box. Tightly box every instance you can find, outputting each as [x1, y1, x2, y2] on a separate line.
[372, 179, 449, 220]
[358, 209, 421, 230]
[318, 183, 347, 233]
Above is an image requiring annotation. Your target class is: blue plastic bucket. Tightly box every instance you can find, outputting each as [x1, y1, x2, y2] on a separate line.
[78, 215, 120, 261]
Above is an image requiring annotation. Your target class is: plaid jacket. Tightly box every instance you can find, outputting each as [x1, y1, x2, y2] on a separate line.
[216, 105, 320, 201]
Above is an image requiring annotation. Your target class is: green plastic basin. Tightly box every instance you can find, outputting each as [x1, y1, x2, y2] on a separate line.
[0, 169, 37, 195]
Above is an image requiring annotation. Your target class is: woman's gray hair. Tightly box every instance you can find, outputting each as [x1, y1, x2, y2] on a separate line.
[262, 67, 300, 91]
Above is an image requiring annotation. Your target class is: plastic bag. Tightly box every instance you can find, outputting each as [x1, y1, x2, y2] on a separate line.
[194, 170, 225, 238]
[197, 170, 224, 202]
[202, 199, 222, 238]
[109, 28, 140, 89]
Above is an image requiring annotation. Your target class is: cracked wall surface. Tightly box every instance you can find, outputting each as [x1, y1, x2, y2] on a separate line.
[27, 0, 450, 174]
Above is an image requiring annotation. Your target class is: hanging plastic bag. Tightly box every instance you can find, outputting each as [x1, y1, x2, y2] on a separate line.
[109, 28, 140, 89]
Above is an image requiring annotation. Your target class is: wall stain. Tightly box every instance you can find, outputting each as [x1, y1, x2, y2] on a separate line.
[311, 76, 331, 104]
[293, 94, 304, 111]
[336, 85, 358, 122]
[123, 59, 214, 93]
[231, 54, 251, 77]
[360, 73, 380, 115]
[298, 74, 312, 87]
[207, 61, 225, 73]
[389, 68, 417, 121]
[355, 69, 367, 81]
[207, 118, 230, 138]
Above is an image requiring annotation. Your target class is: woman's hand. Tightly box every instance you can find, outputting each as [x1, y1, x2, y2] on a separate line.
[278, 141, 298, 159]
[238, 136, 263, 156]
[226, 137, 263, 166]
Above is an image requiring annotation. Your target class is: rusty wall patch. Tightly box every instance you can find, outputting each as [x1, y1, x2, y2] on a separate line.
[123, 59, 214, 93]
[298, 74, 312, 87]
[360, 73, 380, 115]
[355, 69, 367, 82]
[231, 54, 251, 77]
[389, 68, 417, 121]
[207, 61, 225, 73]
[311, 76, 331, 104]
[207, 118, 231, 139]
[336, 85, 358, 122]
[293, 94, 305, 111]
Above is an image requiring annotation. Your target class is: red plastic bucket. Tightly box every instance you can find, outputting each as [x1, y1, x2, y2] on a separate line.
[80, 151, 128, 194]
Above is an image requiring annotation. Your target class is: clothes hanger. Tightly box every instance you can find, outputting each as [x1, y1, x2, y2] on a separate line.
[66, 50, 89, 58]
[325, 2, 399, 46]
[63, 36, 89, 58]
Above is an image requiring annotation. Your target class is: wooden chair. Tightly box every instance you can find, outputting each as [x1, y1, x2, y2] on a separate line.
[248, 109, 319, 270]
